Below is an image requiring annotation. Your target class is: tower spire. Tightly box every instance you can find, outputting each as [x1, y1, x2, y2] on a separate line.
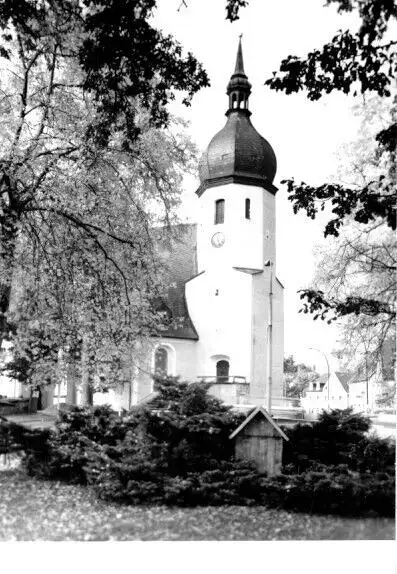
[226, 36, 252, 115]
[234, 34, 245, 75]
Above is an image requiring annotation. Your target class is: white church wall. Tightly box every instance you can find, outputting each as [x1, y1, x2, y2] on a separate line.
[186, 267, 252, 381]
[262, 188, 277, 267]
[130, 337, 198, 406]
[158, 338, 198, 381]
[196, 183, 274, 273]
[250, 272, 268, 403]
[248, 273, 283, 405]
[272, 279, 284, 401]
[93, 337, 198, 412]
[187, 178, 282, 406]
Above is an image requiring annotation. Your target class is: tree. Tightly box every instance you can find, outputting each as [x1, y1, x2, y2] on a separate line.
[260, 0, 397, 322]
[222, 0, 396, 323]
[283, 355, 319, 399]
[0, 3, 201, 401]
[0, 1, 209, 142]
[376, 384, 395, 409]
[1, 103, 196, 399]
[311, 96, 395, 381]
[0, 0, 208, 340]
[1, 1, 264, 402]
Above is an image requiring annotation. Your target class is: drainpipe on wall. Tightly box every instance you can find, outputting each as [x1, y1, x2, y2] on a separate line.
[265, 260, 273, 413]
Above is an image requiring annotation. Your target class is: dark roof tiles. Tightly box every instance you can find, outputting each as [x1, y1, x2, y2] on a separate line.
[335, 371, 353, 394]
[155, 224, 198, 340]
[197, 111, 277, 194]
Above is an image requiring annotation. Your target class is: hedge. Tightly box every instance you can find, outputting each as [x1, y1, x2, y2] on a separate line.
[1, 378, 395, 516]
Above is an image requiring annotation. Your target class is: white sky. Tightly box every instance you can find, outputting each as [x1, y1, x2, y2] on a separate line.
[152, 0, 363, 373]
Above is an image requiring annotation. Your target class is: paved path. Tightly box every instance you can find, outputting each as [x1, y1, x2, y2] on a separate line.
[3, 412, 57, 430]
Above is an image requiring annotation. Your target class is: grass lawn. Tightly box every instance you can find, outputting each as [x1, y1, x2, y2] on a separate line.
[0, 465, 394, 541]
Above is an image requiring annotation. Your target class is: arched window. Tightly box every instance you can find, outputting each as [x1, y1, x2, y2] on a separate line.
[245, 198, 251, 220]
[154, 347, 168, 376]
[215, 199, 225, 224]
[216, 360, 229, 383]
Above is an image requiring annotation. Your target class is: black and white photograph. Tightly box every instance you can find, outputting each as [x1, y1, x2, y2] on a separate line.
[0, 0, 395, 559]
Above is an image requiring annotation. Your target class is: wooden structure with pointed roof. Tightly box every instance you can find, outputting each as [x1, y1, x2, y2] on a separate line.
[230, 406, 288, 475]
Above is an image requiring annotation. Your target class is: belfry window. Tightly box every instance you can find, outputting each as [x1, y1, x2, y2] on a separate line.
[154, 347, 168, 376]
[216, 360, 229, 383]
[215, 199, 225, 224]
[245, 198, 251, 220]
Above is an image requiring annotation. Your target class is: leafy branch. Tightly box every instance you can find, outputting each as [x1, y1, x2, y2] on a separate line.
[282, 177, 396, 237]
[299, 289, 396, 324]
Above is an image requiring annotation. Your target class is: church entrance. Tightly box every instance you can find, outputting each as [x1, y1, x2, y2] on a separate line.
[216, 360, 229, 383]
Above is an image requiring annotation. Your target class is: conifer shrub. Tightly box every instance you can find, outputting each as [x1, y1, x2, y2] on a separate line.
[21, 377, 254, 493]
[9, 380, 395, 515]
[281, 408, 395, 474]
[20, 405, 125, 483]
[261, 465, 395, 517]
[81, 378, 260, 504]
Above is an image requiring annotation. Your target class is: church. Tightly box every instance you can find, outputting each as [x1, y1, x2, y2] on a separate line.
[0, 40, 284, 413]
[101, 39, 285, 412]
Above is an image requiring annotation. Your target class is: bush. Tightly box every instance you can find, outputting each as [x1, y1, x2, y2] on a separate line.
[21, 405, 128, 483]
[20, 377, 245, 484]
[259, 465, 395, 517]
[11, 383, 395, 516]
[86, 456, 262, 506]
[282, 408, 395, 473]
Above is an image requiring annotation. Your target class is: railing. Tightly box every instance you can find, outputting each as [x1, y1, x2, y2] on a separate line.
[196, 376, 248, 384]
[195, 380, 304, 412]
[198, 377, 250, 405]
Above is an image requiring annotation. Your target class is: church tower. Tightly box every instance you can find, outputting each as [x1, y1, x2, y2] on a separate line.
[185, 39, 284, 406]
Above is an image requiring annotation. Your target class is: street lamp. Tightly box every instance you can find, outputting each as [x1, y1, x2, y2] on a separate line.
[308, 347, 330, 410]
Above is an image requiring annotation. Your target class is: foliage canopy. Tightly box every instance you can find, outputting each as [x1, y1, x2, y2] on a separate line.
[263, 0, 397, 324]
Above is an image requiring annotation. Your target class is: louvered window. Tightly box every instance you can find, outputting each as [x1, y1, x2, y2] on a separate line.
[245, 198, 251, 219]
[215, 199, 225, 224]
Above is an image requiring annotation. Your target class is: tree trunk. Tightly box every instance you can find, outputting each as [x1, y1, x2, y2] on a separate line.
[0, 202, 20, 349]
[80, 333, 93, 406]
[0, 284, 12, 349]
[66, 359, 77, 405]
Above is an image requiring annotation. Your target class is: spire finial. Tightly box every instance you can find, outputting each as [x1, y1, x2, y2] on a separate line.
[234, 34, 245, 75]
[226, 35, 251, 115]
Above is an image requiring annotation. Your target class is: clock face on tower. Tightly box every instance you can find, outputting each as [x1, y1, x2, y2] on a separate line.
[211, 231, 225, 248]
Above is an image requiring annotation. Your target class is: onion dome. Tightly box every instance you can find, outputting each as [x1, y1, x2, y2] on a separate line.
[196, 37, 277, 197]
